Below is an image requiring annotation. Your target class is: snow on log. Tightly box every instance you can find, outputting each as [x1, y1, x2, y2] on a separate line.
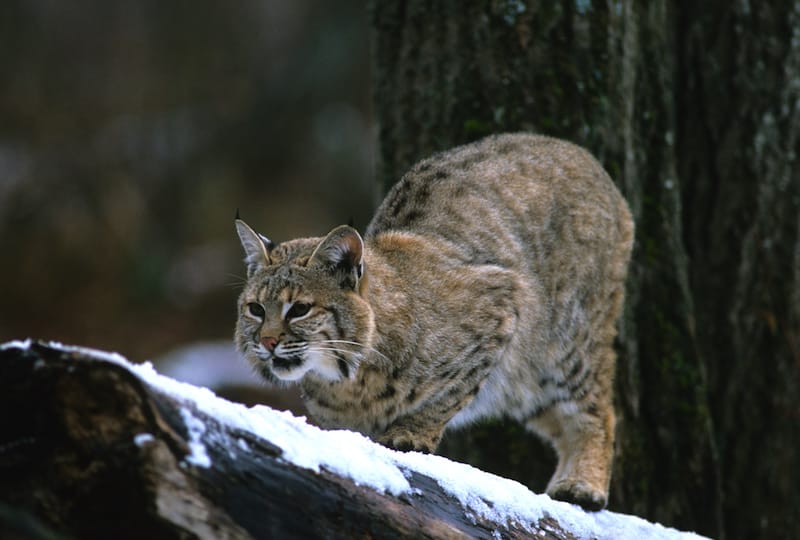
[0, 340, 708, 540]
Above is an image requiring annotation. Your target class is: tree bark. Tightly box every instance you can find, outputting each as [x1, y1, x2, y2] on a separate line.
[369, 2, 800, 539]
[1, 341, 697, 540]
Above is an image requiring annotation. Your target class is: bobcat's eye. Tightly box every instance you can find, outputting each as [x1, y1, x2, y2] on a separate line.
[286, 302, 312, 320]
[246, 302, 265, 319]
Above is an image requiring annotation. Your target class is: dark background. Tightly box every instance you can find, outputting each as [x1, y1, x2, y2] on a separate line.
[0, 0, 374, 362]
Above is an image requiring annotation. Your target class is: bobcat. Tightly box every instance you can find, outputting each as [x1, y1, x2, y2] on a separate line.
[234, 133, 633, 510]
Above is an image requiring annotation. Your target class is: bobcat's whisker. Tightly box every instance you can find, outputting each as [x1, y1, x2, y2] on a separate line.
[314, 339, 392, 366]
[309, 345, 361, 356]
[225, 273, 248, 288]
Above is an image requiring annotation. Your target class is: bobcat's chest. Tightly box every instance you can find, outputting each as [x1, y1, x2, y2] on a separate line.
[300, 368, 405, 435]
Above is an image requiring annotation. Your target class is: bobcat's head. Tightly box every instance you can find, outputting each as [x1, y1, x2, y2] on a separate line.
[234, 219, 374, 384]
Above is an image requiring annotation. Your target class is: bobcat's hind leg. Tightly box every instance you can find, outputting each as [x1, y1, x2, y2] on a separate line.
[534, 401, 615, 511]
[530, 302, 619, 510]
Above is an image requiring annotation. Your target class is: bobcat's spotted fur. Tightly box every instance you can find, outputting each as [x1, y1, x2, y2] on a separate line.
[235, 133, 633, 510]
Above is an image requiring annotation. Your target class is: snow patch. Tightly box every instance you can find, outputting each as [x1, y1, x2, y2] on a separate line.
[180, 408, 212, 468]
[1, 339, 129, 365]
[237, 438, 250, 452]
[0, 339, 33, 351]
[2, 340, 708, 540]
[134, 433, 155, 447]
[394, 450, 549, 527]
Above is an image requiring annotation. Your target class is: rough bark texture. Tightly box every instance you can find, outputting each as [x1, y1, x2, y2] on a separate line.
[370, 2, 800, 539]
[0, 341, 603, 540]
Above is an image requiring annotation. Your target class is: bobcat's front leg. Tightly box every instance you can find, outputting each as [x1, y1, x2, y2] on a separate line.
[377, 362, 491, 453]
[379, 286, 518, 454]
[377, 353, 497, 453]
[378, 416, 446, 454]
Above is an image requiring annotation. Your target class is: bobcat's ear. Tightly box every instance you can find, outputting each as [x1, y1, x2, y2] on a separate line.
[309, 225, 364, 290]
[235, 219, 273, 275]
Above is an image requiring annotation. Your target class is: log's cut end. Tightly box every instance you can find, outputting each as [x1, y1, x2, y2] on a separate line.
[0, 340, 708, 540]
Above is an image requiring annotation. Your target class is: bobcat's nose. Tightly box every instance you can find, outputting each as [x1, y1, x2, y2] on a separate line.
[260, 336, 278, 352]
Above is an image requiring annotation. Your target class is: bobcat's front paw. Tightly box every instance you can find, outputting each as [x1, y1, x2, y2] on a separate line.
[547, 478, 607, 511]
[378, 428, 435, 454]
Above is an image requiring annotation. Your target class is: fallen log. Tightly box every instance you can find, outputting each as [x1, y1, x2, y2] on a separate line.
[0, 340, 707, 540]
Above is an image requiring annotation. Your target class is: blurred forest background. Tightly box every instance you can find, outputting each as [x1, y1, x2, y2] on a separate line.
[2, 1, 799, 539]
[0, 0, 374, 363]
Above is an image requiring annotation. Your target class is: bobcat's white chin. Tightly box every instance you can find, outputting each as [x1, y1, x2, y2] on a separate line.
[270, 350, 349, 382]
[270, 356, 311, 382]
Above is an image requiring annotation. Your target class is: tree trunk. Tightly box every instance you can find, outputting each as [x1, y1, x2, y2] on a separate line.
[369, 2, 800, 539]
[0, 341, 706, 540]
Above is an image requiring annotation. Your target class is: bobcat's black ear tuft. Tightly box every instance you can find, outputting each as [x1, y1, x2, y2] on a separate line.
[235, 219, 273, 276]
[235, 208, 241, 220]
[309, 225, 365, 290]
